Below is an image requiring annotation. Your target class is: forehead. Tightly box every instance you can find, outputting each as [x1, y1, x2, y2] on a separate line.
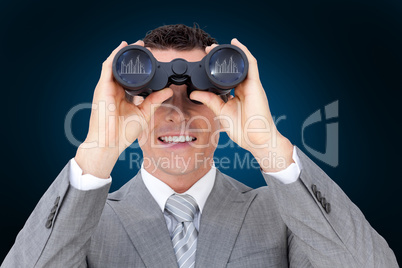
[148, 48, 207, 62]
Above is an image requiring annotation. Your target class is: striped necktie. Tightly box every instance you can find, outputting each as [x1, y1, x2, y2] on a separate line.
[165, 194, 199, 268]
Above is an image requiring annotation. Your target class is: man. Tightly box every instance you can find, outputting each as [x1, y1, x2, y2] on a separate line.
[1, 24, 398, 267]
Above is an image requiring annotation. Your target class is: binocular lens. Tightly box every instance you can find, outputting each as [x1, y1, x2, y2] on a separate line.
[115, 49, 153, 85]
[113, 44, 248, 97]
[208, 48, 245, 84]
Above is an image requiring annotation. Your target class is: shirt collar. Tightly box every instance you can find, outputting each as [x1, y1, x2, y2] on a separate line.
[141, 165, 216, 214]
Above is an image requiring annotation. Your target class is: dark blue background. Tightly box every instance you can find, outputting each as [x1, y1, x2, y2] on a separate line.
[1, 0, 401, 264]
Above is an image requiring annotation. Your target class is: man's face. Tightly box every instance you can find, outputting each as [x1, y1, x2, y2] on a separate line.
[138, 48, 220, 176]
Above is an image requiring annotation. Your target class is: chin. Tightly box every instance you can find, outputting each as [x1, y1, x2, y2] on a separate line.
[157, 159, 199, 175]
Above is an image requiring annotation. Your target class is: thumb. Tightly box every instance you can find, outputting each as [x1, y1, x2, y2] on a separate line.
[138, 88, 173, 121]
[190, 91, 225, 116]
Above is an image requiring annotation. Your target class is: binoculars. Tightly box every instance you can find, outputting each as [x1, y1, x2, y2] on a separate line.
[112, 44, 249, 101]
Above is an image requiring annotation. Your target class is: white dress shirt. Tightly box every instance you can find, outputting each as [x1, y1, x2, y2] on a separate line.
[69, 146, 302, 234]
[141, 165, 216, 235]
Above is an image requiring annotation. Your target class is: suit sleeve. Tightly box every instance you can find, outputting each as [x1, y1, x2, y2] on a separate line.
[1, 160, 111, 268]
[261, 146, 398, 268]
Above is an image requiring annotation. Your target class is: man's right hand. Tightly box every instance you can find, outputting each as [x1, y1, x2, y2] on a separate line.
[75, 41, 173, 178]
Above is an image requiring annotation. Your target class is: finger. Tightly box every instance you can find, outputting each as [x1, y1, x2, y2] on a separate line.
[129, 40, 145, 46]
[138, 88, 173, 121]
[231, 38, 260, 81]
[205, 43, 219, 55]
[133, 95, 145, 106]
[189, 91, 225, 116]
[100, 41, 128, 82]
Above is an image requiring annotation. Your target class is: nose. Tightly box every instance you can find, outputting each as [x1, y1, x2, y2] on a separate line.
[163, 85, 191, 123]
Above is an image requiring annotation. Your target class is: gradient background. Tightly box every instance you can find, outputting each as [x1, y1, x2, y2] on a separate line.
[1, 0, 401, 264]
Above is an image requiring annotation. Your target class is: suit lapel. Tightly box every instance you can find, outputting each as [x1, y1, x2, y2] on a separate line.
[195, 170, 257, 268]
[107, 173, 178, 268]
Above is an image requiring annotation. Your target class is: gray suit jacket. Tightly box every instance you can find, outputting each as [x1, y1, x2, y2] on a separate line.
[1, 147, 398, 267]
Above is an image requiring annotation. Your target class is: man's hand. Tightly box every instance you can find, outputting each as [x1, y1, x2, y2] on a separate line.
[75, 41, 173, 178]
[190, 38, 294, 172]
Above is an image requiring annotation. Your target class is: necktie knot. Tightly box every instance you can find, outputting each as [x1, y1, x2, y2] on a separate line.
[165, 194, 199, 223]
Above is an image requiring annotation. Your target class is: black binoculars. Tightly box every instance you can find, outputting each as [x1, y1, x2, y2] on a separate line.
[112, 44, 248, 101]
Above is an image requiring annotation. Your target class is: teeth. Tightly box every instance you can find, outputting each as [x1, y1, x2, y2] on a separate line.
[160, 136, 196, 143]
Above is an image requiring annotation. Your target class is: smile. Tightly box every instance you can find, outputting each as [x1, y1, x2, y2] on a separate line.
[158, 135, 197, 143]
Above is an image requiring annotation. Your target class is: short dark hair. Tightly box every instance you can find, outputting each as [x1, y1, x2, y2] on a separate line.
[143, 24, 217, 50]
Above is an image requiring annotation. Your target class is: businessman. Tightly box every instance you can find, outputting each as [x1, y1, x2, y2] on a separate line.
[2, 24, 398, 267]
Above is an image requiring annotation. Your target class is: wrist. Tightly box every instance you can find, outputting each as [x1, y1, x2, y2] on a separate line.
[249, 135, 294, 173]
[75, 142, 120, 179]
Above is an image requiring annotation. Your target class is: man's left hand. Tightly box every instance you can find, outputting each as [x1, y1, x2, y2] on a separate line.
[190, 38, 294, 172]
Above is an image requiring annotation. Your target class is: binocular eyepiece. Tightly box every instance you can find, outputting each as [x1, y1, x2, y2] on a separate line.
[112, 44, 248, 100]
